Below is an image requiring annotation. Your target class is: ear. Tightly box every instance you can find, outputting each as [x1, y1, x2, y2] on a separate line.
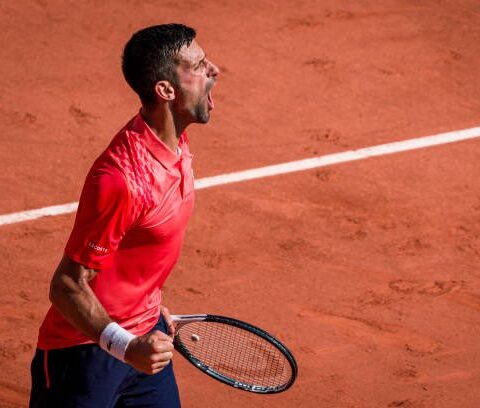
[154, 80, 176, 102]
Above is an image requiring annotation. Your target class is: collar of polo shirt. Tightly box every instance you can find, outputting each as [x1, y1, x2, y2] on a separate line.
[132, 112, 192, 169]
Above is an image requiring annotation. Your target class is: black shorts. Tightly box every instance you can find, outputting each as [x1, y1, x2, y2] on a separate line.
[29, 316, 181, 408]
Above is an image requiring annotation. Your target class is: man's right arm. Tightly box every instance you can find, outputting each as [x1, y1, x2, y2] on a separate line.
[49, 255, 174, 374]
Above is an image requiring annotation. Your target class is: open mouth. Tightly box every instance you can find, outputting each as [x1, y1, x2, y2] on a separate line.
[207, 90, 214, 110]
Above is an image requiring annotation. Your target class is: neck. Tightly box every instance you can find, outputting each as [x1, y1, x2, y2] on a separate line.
[140, 104, 186, 153]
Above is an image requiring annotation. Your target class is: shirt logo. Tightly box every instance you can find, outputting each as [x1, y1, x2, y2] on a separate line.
[88, 241, 109, 254]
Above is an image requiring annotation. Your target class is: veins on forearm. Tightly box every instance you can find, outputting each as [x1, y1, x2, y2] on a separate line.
[50, 257, 110, 341]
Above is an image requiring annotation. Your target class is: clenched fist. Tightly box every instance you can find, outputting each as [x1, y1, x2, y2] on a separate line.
[124, 330, 174, 375]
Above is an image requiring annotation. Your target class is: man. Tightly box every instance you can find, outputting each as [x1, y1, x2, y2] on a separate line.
[29, 24, 219, 407]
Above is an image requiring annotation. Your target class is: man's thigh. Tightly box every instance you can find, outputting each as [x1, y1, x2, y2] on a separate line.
[115, 360, 180, 408]
[29, 345, 131, 408]
[115, 316, 181, 408]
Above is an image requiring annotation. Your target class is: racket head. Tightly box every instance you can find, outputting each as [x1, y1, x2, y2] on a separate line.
[172, 314, 297, 394]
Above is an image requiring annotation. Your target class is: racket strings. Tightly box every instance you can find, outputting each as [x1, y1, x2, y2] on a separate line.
[176, 322, 292, 388]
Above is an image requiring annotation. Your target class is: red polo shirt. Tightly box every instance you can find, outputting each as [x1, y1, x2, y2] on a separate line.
[38, 112, 195, 350]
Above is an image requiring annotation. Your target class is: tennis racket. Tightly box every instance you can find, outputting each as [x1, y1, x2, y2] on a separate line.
[170, 314, 297, 394]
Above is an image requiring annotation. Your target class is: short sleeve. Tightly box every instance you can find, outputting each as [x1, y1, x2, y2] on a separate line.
[65, 167, 132, 270]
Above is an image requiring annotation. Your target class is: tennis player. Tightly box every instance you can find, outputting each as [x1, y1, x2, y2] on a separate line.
[29, 24, 219, 407]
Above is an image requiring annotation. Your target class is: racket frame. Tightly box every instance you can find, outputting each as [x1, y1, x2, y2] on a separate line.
[171, 314, 298, 394]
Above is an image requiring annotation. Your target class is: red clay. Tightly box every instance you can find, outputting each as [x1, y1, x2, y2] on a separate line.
[1, 1, 480, 407]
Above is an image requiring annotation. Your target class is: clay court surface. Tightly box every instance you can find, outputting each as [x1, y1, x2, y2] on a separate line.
[1, 1, 480, 407]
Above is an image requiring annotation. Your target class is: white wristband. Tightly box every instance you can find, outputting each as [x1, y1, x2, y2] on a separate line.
[99, 322, 136, 362]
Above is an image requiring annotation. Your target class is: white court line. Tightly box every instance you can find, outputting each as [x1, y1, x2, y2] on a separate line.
[1, 126, 479, 227]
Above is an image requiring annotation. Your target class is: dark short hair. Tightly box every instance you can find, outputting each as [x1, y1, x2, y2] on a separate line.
[122, 24, 196, 105]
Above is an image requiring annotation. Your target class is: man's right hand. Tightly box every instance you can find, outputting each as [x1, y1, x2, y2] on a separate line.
[124, 330, 174, 375]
